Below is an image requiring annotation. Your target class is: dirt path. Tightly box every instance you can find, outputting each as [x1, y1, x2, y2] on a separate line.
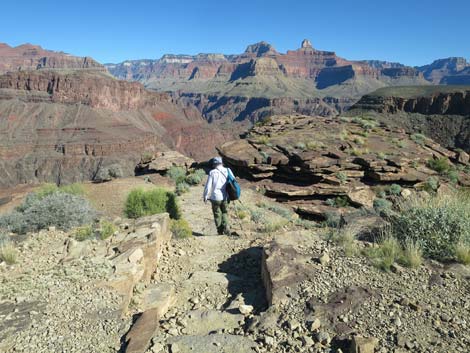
[149, 185, 271, 352]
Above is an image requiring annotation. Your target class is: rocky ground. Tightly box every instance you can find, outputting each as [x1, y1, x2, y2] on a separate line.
[0, 180, 469, 353]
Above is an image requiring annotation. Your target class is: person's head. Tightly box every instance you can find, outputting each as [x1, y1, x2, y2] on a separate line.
[211, 156, 223, 168]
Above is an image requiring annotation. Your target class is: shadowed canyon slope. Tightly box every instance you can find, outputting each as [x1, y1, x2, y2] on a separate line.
[0, 68, 226, 188]
[106, 40, 428, 125]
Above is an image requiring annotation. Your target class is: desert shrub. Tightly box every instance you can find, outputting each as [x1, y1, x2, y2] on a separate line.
[446, 169, 459, 184]
[0, 193, 96, 234]
[323, 212, 341, 228]
[259, 219, 289, 233]
[124, 188, 180, 219]
[36, 183, 59, 198]
[373, 198, 392, 213]
[397, 141, 407, 148]
[398, 241, 423, 268]
[75, 225, 94, 241]
[259, 151, 270, 164]
[339, 117, 351, 123]
[377, 152, 387, 160]
[294, 218, 317, 230]
[427, 157, 450, 174]
[411, 133, 426, 146]
[328, 225, 360, 257]
[306, 141, 325, 151]
[455, 243, 470, 265]
[255, 116, 273, 127]
[295, 142, 306, 150]
[387, 184, 402, 196]
[256, 136, 270, 145]
[353, 136, 365, 145]
[0, 242, 18, 265]
[350, 148, 369, 156]
[390, 193, 470, 260]
[60, 183, 85, 196]
[258, 202, 294, 220]
[365, 236, 402, 271]
[96, 164, 124, 182]
[167, 166, 187, 183]
[170, 219, 192, 239]
[185, 169, 206, 185]
[175, 182, 190, 196]
[326, 196, 349, 208]
[336, 172, 348, 184]
[99, 220, 117, 240]
[249, 209, 263, 223]
[141, 151, 154, 163]
[0, 232, 9, 246]
[424, 176, 439, 192]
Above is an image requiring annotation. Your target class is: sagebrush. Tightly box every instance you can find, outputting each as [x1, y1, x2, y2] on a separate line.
[125, 188, 181, 219]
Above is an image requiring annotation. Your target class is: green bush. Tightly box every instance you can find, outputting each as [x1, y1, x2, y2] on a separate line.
[170, 219, 192, 239]
[0, 192, 96, 234]
[387, 184, 402, 196]
[35, 183, 85, 199]
[336, 172, 348, 184]
[365, 237, 402, 271]
[167, 166, 187, 183]
[373, 198, 392, 213]
[75, 225, 94, 241]
[124, 188, 181, 219]
[326, 196, 349, 208]
[95, 164, 124, 182]
[175, 182, 190, 195]
[99, 220, 117, 240]
[390, 193, 470, 260]
[185, 169, 206, 185]
[427, 157, 450, 173]
[424, 176, 439, 192]
[411, 133, 426, 146]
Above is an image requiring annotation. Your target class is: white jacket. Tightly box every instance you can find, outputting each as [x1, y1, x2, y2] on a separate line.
[203, 165, 231, 201]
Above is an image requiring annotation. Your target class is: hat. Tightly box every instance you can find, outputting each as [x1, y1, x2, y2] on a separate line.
[212, 157, 223, 165]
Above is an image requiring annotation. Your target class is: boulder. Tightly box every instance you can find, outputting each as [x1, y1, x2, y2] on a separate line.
[140, 151, 194, 174]
[167, 334, 256, 353]
[349, 336, 379, 353]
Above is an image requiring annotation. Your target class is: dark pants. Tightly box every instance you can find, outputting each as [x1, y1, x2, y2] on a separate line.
[210, 200, 229, 235]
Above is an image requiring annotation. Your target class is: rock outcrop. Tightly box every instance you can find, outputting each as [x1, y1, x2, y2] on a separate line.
[219, 114, 469, 219]
[349, 86, 470, 152]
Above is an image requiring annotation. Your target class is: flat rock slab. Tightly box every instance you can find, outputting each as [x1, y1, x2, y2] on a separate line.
[167, 334, 256, 353]
[182, 309, 245, 335]
[187, 271, 242, 287]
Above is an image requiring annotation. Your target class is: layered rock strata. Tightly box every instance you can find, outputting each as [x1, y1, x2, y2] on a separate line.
[219, 115, 469, 219]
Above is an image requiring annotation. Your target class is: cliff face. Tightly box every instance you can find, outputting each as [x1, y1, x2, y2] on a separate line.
[0, 70, 168, 111]
[353, 88, 470, 115]
[0, 70, 226, 188]
[349, 86, 470, 152]
[105, 40, 427, 125]
[417, 57, 470, 84]
[0, 43, 105, 74]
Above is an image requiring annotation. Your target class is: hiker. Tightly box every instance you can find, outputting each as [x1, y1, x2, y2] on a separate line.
[203, 157, 233, 235]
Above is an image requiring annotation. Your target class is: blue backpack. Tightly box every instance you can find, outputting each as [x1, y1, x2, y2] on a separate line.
[225, 169, 241, 201]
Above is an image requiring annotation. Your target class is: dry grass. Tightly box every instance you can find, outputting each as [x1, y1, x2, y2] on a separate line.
[455, 243, 470, 265]
[0, 242, 18, 265]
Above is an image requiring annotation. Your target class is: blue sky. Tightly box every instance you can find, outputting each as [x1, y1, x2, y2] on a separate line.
[1, 0, 468, 66]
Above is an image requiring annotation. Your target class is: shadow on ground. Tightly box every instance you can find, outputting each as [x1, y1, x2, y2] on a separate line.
[218, 246, 268, 313]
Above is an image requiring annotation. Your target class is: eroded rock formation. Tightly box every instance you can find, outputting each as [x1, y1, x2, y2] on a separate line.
[219, 115, 469, 219]
[0, 69, 226, 188]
